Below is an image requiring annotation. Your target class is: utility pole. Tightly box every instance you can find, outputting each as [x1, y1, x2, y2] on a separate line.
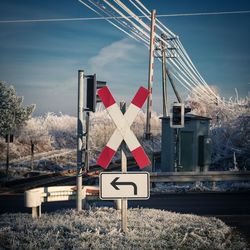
[77, 70, 84, 211]
[161, 33, 168, 117]
[145, 9, 156, 140]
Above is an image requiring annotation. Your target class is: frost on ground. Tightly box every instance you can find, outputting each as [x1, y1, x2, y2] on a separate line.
[0, 208, 247, 250]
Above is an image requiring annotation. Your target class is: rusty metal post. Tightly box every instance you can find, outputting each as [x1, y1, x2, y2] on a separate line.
[145, 9, 156, 140]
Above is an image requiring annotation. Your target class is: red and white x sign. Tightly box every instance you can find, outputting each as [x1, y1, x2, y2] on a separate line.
[97, 86, 151, 169]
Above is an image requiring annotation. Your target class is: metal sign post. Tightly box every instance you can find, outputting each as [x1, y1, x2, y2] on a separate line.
[77, 70, 84, 212]
[121, 143, 127, 233]
[120, 102, 127, 233]
[97, 86, 151, 234]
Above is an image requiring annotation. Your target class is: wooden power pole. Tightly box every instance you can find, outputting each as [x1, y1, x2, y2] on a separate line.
[145, 9, 156, 140]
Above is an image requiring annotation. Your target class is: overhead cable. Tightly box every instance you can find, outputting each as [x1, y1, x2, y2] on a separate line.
[1, 10, 250, 24]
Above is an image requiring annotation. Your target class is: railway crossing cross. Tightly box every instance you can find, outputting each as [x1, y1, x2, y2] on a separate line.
[97, 86, 151, 169]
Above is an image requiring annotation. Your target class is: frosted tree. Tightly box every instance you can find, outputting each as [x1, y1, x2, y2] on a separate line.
[0, 81, 35, 137]
[186, 85, 250, 169]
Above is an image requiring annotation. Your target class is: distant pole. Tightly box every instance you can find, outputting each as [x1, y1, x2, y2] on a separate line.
[120, 102, 127, 234]
[77, 70, 84, 211]
[6, 133, 10, 175]
[161, 34, 168, 117]
[145, 9, 156, 140]
[30, 140, 34, 170]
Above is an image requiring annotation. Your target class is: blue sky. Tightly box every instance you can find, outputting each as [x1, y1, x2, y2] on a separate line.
[0, 0, 249, 116]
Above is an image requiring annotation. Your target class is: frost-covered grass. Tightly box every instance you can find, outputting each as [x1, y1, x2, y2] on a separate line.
[0, 208, 247, 250]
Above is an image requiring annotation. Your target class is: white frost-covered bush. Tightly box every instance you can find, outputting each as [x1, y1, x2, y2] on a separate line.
[42, 112, 77, 149]
[187, 88, 250, 170]
[3, 87, 249, 171]
[0, 208, 246, 249]
[0, 111, 161, 163]
[18, 116, 53, 151]
[0, 115, 53, 161]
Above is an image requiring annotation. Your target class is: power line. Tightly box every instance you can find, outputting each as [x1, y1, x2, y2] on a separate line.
[158, 10, 250, 17]
[77, 0, 226, 102]
[0, 10, 250, 23]
[0, 17, 111, 23]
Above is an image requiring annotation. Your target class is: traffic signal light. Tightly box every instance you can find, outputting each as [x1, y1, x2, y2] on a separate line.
[170, 103, 184, 128]
[184, 107, 191, 114]
[86, 74, 106, 112]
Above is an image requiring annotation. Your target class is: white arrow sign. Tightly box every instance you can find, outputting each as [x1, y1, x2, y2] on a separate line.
[99, 172, 150, 200]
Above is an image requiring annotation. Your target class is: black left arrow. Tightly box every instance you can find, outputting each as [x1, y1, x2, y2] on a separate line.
[110, 177, 138, 195]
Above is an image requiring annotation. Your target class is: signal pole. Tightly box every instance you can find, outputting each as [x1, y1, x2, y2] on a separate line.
[77, 70, 84, 211]
[145, 9, 156, 140]
[85, 111, 90, 172]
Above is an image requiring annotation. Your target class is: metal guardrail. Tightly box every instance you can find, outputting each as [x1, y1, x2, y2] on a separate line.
[24, 171, 250, 218]
[25, 185, 99, 218]
[150, 171, 250, 182]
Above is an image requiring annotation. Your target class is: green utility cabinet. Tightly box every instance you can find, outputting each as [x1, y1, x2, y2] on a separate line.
[161, 114, 212, 172]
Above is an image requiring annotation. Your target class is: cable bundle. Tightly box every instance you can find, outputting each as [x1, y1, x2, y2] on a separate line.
[79, 0, 223, 104]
